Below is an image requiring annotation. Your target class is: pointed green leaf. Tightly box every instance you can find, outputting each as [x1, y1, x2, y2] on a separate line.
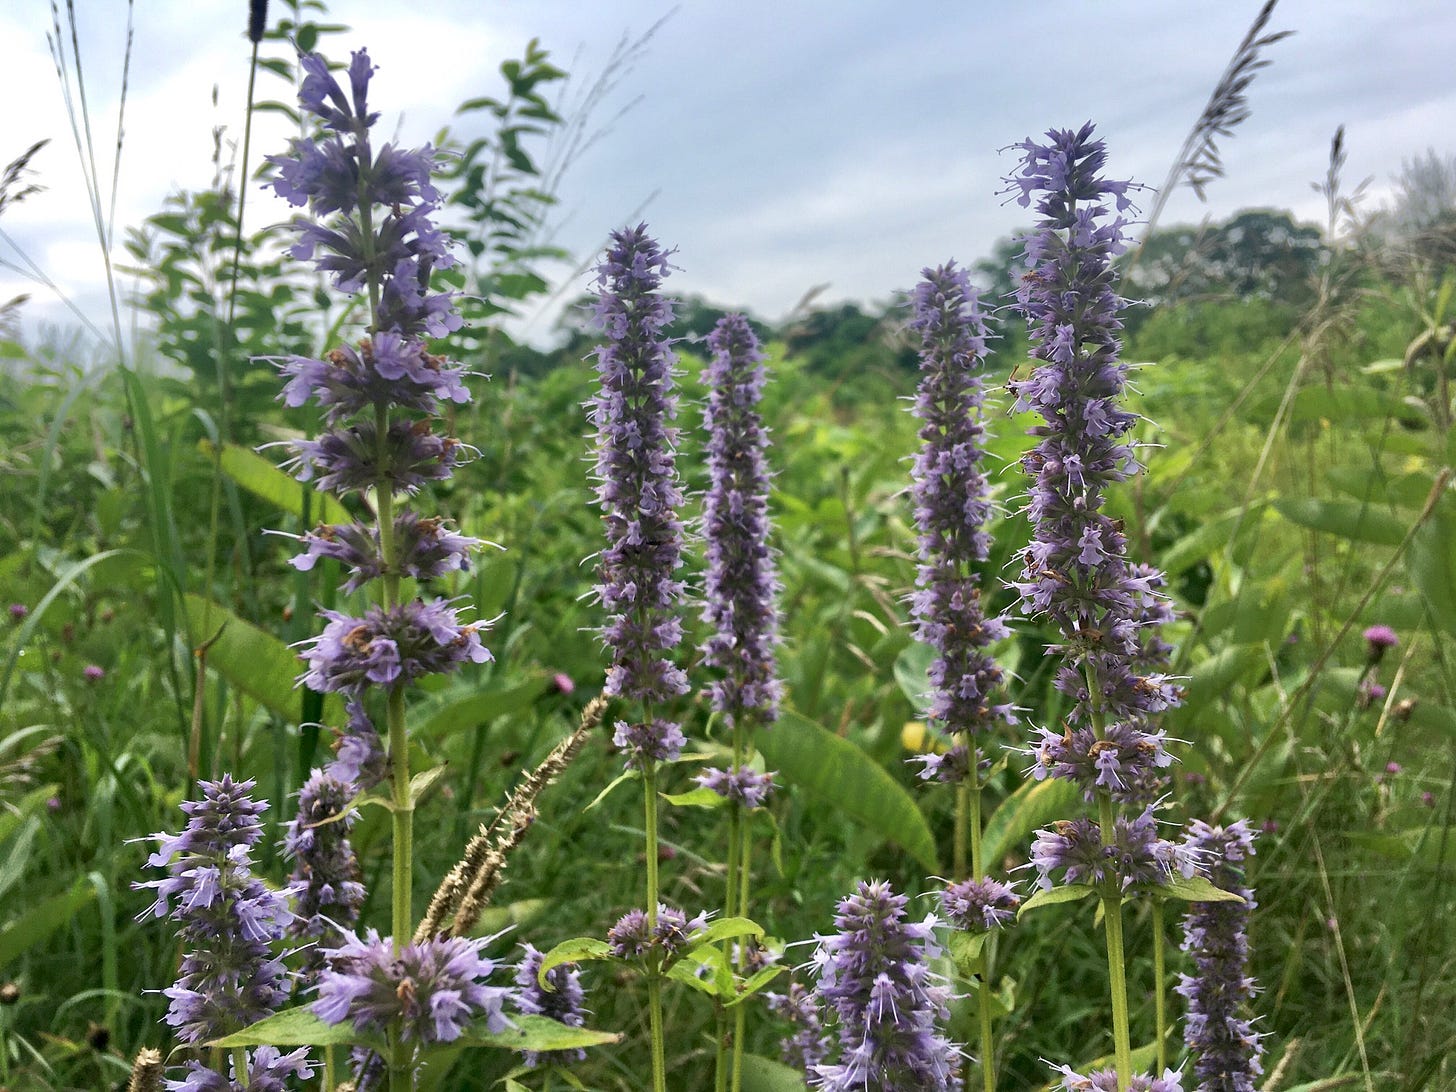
[1017, 884, 1096, 918]
[725, 965, 788, 1007]
[1408, 494, 1456, 638]
[690, 917, 763, 948]
[211, 1006, 364, 1047]
[660, 787, 727, 809]
[758, 710, 939, 873]
[202, 439, 352, 525]
[584, 770, 637, 812]
[537, 937, 613, 986]
[981, 777, 1080, 871]
[462, 1014, 619, 1052]
[947, 930, 988, 979]
[1148, 874, 1244, 903]
[740, 1053, 809, 1092]
[415, 676, 550, 740]
[1173, 644, 1268, 724]
[1273, 497, 1406, 546]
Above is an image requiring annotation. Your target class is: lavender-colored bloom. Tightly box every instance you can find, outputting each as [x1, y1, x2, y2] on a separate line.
[83, 664, 105, 682]
[766, 981, 832, 1072]
[513, 944, 588, 1067]
[701, 313, 783, 724]
[910, 743, 974, 785]
[277, 333, 469, 424]
[907, 264, 1014, 772]
[291, 511, 482, 594]
[1004, 125, 1179, 796]
[1361, 624, 1398, 664]
[313, 928, 511, 1044]
[606, 904, 709, 961]
[939, 877, 1020, 932]
[1356, 680, 1387, 710]
[298, 598, 490, 695]
[326, 700, 387, 790]
[1177, 820, 1264, 1092]
[695, 764, 775, 809]
[1029, 806, 1197, 892]
[1026, 720, 1175, 804]
[167, 1047, 314, 1092]
[1049, 1064, 1184, 1091]
[284, 770, 365, 968]
[588, 225, 690, 731]
[7, 604, 26, 621]
[611, 718, 685, 769]
[287, 418, 469, 498]
[807, 880, 963, 1091]
[134, 777, 292, 1045]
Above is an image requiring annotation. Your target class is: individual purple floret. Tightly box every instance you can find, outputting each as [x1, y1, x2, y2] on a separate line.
[701, 313, 783, 724]
[1029, 806, 1197, 892]
[291, 511, 482, 594]
[313, 928, 511, 1044]
[606, 904, 709, 961]
[1003, 124, 1179, 794]
[910, 743, 975, 785]
[1177, 820, 1264, 1092]
[283, 770, 365, 970]
[134, 776, 292, 1045]
[694, 765, 775, 809]
[807, 880, 963, 1091]
[326, 700, 388, 791]
[167, 1047, 314, 1092]
[298, 598, 490, 695]
[1048, 1063, 1185, 1091]
[907, 263, 1014, 771]
[588, 225, 690, 725]
[766, 981, 832, 1072]
[513, 944, 588, 1067]
[939, 877, 1020, 932]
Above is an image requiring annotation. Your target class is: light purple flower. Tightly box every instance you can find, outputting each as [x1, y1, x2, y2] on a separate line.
[277, 333, 468, 424]
[325, 700, 387, 791]
[166, 1046, 314, 1091]
[1048, 1064, 1184, 1091]
[939, 877, 1020, 932]
[611, 718, 685, 769]
[7, 604, 26, 622]
[298, 599, 490, 695]
[83, 664, 105, 682]
[1029, 806, 1196, 892]
[284, 770, 365, 971]
[513, 943, 588, 1067]
[694, 765, 775, 809]
[766, 981, 832, 1073]
[290, 511, 481, 594]
[286, 418, 469, 498]
[606, 904, 709, 961]
[1362, 624, 1398, 664]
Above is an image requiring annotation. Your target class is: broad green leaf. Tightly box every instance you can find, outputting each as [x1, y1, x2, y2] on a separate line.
[725, 964, 788, 1007]
[415, 676, 550, 740]
[1407, 494, 1456, 639]
[660, 787, 727, 809]
[212, 1006, 365, 1048]
[741, 1053, 809, 1092]
[537, 937, 613, 985]
[1273, 497, 1406, 546]
[893, 641, 934, 709]
[462, 1014, 619, 1052]
[948, 930, 988, 978]
[201, 439, 352, 525]
[0, 881, 95, 967]
[690, 916, 763, 948]
[982, 777, 1080, 870]
[1149, 874, 1244, 903]
[183, 595, 343, 725]
[1017, 884, 1095, 917]
[1282, 384, 1427, 427]
[758, 710, 939, 873]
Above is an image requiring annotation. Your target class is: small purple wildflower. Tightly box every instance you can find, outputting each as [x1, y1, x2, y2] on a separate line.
[606, 904, 709, 962]
[694, 765, 775, 809]
[807, 879, 963, 1091]
[7, 604, 26, 622]
[611, 718, 685, 768]
[513, 944, 588, 1067]
[290, 511, 482, 594]
[939, 877, 1020, 932]
[1177, 820, 1264, 1092]
[283, 770, 365, 970]
[1048, 1064, 1184, 1091]
[287, 418, 470, 498]
[907, 263, 1014, 774]
[83, 664, 105, 682]
[313, 928, 511, 1044]
[765, 981, 832, 1072]
[909, 743, 975, 785]
[1356, 680, 1387, 710]
[277, 334, 468, 424]
[1029, 806, 1197, 892]
[298, 599, 490, 695]
[134, 777, 292, 1045]
[700, 313, 783, 725]
[588, 225, 690, 731]
[551, 672, 575, 695]
[167, 1046, 314, 1092]
[325, 700, 387, 791]
[1362, 624, 1398, 664]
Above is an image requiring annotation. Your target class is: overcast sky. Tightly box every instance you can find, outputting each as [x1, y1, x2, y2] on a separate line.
[3, 0, 1454, 349]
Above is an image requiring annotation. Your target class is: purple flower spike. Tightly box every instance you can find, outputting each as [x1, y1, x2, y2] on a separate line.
[513, 944, 588, 1067]
[606, 904, 709, 961]
[134, 777, 292, 1045]
[695, 765, 775, 809]
[939, 877, 1020, 932]
[907, 263, 1014, 773]
[291, 511, 482, 594]
[1049, 1064, 1184, 1091]
[701, 313, 783, 725]
[326, 700, 387, 791]
[313, 928, 511, 1045]
[1029, 806, 1196, 892]
[766, 981, 832, 1073]
[299, 598, 490, 695]
[807, 880, 963, 1091]
[1177, 820, 1264, 1092]
[588, 225, 690, 739]
[284, 770, 365, 970]
[277, 333, 469, 425]
[167, 1046, 315, 1091]
[1003, 124, 1179, 797]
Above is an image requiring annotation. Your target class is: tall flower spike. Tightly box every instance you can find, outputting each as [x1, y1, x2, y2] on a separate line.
[907, 262, 1014, 782]
[134, 776, 292, 1045]
[807, 880, 963, 1091]
[284, 770, 366, 971]
[1004, 123, 1179, 805]
[1177, 820, 1264, 1092]
[589, 224, 689, 762]
[513, 943, 589, 1067]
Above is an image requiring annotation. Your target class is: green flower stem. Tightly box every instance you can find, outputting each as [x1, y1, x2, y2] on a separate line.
[718, 714, 748, 1092]
[1153, 899, 1168, 1073]
[731, 826, 753, 1092]
[646, 972, 667, 1092]
[232, 1046, 250, 1088]
[1099, 794, 1133, 1092]
[968, 754, 996, 1092]
[954, 776, 969, 882]
[643, 760, 667, 1092]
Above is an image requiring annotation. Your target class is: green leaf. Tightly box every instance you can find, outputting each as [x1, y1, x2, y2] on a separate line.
[1407, 494, 1456, 639]
[211, 1006, 363, 1048]
[537, 937, 613, 985]
[1273, 497, 1407, 546]
[660, 787, 727, 809]
[1150, 874, 1244, 903]
[201, 439, 351, 525]
[981, 777, 1081, 871]
[462, 1014, 619, 1053]
[689, 916, 763, 948]
[1159, 504, 1266, 575]
[414, 676, 550, 740]
[0, 881, 95, 967]
[1174, 644, 1267, 724]
[947, 930, 988, 978]
[740, 1053, 809, 1092]
[183, 595, 342, 725]
[893, 641, 934, 708]
[1017, 884, 1096, 918]
[725, 964, 788, 1007]
[584, 770, 637, 812]
[758, 709, 939, 873]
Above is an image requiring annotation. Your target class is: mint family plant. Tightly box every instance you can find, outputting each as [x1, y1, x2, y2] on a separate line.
[130, 38, 1266, 1092]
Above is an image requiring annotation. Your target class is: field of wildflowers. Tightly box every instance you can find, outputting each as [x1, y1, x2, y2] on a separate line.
[1, 3, 1454, 1092]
